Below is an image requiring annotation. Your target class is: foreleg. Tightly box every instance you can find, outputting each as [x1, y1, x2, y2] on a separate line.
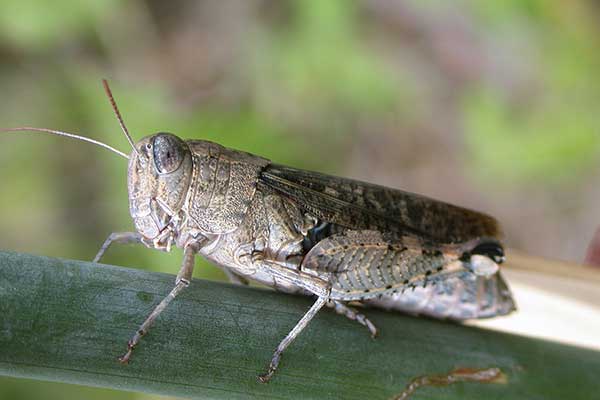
[93, 232, 143, 263]
[119, 243, 199, 363]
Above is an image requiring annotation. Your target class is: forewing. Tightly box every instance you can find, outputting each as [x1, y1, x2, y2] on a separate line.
[259, 164, 500, 243]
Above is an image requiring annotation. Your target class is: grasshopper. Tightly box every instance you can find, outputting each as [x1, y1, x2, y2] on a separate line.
[2, 80, 515, 382]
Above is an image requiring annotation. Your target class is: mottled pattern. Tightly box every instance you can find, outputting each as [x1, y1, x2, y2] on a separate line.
[188, 150, 514, 319]
[186, 141, 269, 234]
[260, 164, 500, 243]
[199, 191, 316, 296]
[125, 135, 515, 321]
[127, 135, 194, 239]
[300, 230, 505, 307]
[121, 134, 516, 381]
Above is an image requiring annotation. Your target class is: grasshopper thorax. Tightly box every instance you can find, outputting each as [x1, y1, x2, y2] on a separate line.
[128, 132, 194, 240]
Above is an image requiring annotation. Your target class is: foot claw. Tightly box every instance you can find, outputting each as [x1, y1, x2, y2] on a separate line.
[118, 354, 130, 364]
[258, 372, 272, 384]
[258, 355, 279, 383]
[118, 345, 133, 364]
[370, 325, 379, 339]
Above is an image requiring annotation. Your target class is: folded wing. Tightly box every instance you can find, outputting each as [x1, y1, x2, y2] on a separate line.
[260, 164, 500, 243]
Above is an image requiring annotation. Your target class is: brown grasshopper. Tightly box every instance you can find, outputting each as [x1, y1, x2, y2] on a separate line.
[2, 80, 515, 383]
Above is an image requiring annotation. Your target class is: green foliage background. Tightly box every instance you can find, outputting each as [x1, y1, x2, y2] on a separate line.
[1, 0, 599, 398]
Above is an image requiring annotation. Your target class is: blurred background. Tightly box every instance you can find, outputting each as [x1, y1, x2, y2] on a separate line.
[1, 0, 599, 398]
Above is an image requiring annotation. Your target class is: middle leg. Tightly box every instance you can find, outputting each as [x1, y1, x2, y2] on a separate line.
[223, 268, 250, 286]
[328, 300, 378, 338]
[251, 257, 332, 382]
[258, 295, 328, 383]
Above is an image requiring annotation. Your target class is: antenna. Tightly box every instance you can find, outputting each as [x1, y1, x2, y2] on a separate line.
[0, 127, 129, 159]
[102, 79, 140, 157]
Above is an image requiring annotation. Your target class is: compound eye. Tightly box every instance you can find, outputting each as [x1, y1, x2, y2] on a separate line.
[152, 133, 185, 174]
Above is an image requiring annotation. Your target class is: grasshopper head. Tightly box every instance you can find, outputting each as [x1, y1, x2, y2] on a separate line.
[128, 132, 193, 240]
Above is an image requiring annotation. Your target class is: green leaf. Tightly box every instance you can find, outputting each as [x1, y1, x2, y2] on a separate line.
[0, 251, 598, 399]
